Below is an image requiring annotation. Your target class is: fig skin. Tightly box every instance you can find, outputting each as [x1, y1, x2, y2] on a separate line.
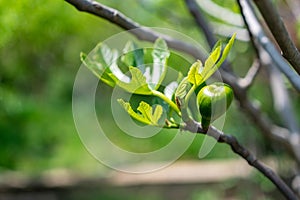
[197, 82, 233, 130]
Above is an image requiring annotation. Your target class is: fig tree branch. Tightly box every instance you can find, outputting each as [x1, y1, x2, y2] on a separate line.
[236, 0, 300, 164]
[65, 0, 299, 197]
[65, 0, 206, 61]
[181, 121, 298, 200]
[65, 0, 300, 162]
[236, 0, 300, 92]
[253, 0, 300, 75]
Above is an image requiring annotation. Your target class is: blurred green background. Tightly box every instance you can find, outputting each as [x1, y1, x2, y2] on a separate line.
[0, 0, 299, 199]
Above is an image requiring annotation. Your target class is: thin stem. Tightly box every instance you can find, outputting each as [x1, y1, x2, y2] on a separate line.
[184, 84, 197, 105]
[238, 59, 261, 89]
[152, 90, 181, 115]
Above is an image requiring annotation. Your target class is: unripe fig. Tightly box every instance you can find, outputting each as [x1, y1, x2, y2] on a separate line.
[197, 82, 233, 130]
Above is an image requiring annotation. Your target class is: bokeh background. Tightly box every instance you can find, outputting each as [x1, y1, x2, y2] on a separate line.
[1, 0, 299, 199]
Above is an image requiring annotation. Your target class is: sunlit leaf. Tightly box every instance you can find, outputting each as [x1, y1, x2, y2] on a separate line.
[187, 60, 203, 86]
[137, 101, 163, 125]
[174, 77, 192, 109]
[201, 34, 236, 81]
[118, 99, 163, 125]
[100, 43, 130, 83]
[217, 33, 236, 66]
[117, 66, 152, 95]
[117, 99, 150, 124]
[146, 38, 170, 90]
[201, 45, 221, 81]
[175, 77, 191, 100]
[186, 34, 235, 87]
[137, 101, 153, 122]
[152, 105, 163, 124]
[80, 52, 117, 87]
[81, 43, 131, 86]
[164, 81, 178, 100]
[121, 41, 144, 68]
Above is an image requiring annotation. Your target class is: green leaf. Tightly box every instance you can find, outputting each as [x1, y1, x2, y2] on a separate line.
[152, 105, 163, 124]
[137, 101, 153, 122]
[117, 99, 150, 125]
[186, 34, 236, 87]
[146, 38, 170, 90]
[117, 66, 152, 95]
[81, 43, 131, 87]
[164, 81, 178, 100]
[201, 34, 236, 80]
[80, 52, 117, 87]
[121, 41, 144, 68]
[174, 77, 192, 109]
[175, 77, 191, 100]
[217, 33, 236, 66]
[101, 43, 115, 66]
[100, 44, 130, 83]
[118, 99, 163, 125]
[137, 101, 163, 125]
[187, 60, 203, 86]
[121, 41, 135, 67]
[201, 45, 222, 81]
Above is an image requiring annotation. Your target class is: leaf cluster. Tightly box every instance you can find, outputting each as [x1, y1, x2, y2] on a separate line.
[81, 34, 235, 128]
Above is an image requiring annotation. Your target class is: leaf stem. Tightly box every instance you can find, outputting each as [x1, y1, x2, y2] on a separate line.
[152, 90, 181, 115]
[184, 85, 197, 104]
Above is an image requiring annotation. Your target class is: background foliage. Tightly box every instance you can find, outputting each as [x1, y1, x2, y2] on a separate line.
[0, 0, 299, 193]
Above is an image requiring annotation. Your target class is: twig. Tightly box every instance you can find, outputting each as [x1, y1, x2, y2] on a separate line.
[236, 0, 300, 92]
[64, 0, 206, 61]
[253, 0, 300, 75]
[238, 59, 260, 89]
[182, 121, 298, 200]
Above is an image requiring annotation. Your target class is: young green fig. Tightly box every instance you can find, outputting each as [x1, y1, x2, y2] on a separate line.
[197, 82, 233, 130]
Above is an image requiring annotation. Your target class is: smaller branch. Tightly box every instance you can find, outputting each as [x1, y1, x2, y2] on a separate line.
[181, 121, 298, 200]
[253, 0, 300, 75]
[237, 0, 300, 92]
[152, 90, 181, 115]
[238, 59, 261, 89]
[65, 0, 207, 61]
[237, 0, 300, 164]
